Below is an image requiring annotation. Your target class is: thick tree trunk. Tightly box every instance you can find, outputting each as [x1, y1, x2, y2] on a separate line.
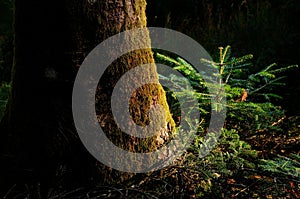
[0, 0, 175, 192]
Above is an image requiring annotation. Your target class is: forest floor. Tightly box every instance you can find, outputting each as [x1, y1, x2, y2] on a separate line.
[2, 120, 299, 199]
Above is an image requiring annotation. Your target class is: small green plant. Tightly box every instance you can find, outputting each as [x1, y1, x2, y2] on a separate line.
[203, 46, 297, 139]
[259, 154, 300, 178]
[193, 128, 257, 173]
[201, 45, 298, 102]
[154, 45, 299, 197]
[156, 46, 297, 137]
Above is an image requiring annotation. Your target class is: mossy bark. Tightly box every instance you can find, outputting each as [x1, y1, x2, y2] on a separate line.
[0, 0, 175, 190]
[88, 0, 176, 183]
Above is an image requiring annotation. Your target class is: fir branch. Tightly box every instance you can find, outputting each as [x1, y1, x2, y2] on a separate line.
[249, 76, 286, 94]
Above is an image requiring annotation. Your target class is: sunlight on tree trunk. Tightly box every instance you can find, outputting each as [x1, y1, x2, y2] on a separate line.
[84, 0, 176, 183]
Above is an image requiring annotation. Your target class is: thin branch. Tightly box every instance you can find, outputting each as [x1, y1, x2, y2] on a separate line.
[249, 76, 285, 95]
[3, 184, 16, 199]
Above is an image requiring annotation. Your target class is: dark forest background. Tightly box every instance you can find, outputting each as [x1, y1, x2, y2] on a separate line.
[0, 0, 299, 198]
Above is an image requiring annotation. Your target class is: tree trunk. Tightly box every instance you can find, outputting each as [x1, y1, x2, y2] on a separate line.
[0, 0, 175, 192]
